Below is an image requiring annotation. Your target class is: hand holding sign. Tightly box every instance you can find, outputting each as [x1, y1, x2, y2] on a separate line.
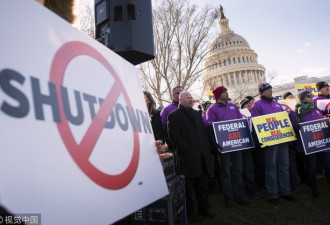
[156, 140, 173, 160]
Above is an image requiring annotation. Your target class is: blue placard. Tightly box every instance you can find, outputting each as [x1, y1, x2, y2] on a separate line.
[212, 118, 254, 153]
[299, 118, 330, 155]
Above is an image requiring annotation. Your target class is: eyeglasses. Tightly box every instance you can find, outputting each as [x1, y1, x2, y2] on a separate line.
[174, 92, 181, 95]
[305, 95, 313, 98]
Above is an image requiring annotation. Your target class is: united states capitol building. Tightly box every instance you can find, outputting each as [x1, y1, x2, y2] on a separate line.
[201, 6, 329, 103]
[202, 6, 266, 103]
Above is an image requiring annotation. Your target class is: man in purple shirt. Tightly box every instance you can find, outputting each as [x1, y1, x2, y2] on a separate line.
[206, 86, 248, 208]
[160, 86, 184, 130]
[251, 83, 295, 205]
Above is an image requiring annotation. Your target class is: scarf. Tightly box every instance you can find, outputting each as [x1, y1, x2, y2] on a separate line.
[295, 103, 315, 124]
[261, 96, 274, 102]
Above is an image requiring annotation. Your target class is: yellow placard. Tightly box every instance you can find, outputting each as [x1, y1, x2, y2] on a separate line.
[252, 111, 296, 147]
[207, 91, 216, 103]
[295, 83, 317, 97]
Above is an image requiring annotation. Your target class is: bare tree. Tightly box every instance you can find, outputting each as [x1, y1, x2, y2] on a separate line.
[266, 70, 278, 83]
[76, 1, 95, 38]
[231, 83, 258, 104]
[139, 0, 218, 106]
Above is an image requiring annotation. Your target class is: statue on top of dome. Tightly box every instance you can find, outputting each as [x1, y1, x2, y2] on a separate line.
[220, 5, 226, 19]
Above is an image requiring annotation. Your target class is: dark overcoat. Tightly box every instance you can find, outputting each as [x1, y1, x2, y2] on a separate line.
[167, 105, 213, 178]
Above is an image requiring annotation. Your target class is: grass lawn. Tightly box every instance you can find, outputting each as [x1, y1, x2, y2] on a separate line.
[195, 175, 330, 225]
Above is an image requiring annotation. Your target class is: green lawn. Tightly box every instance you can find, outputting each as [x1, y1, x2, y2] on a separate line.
[195, 175, 330, 225]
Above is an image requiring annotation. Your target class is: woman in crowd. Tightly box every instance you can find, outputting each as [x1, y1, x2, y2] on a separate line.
[290, 91, 330, 198]
[144, 91, 172, 160]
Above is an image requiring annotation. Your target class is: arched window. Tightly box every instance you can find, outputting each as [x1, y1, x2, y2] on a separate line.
[224, 60, 226, 66]
[238, 57, 240, 63]
[228, 58, 231, 65]
[242, 57, 245, 63]
[233, 57, 236, 64]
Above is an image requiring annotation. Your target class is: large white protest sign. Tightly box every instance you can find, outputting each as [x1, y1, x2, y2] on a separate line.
[278, 99, 296, 111]
[317, 99, 330, 117]
[0, 2, 168, 225]
[316, 99, 330, 111]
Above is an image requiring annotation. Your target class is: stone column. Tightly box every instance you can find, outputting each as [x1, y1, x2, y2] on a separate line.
[221, 74, 226, 86]
[233, 72, 237, 85]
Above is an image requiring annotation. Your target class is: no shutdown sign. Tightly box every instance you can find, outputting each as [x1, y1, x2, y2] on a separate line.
[0, 2, 168, 225]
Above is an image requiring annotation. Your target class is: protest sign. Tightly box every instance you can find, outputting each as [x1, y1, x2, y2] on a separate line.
[212, 118, 254, 153]
[299, 118, 330, 155]
[207, 91, 216, 103]
[0, 2, 168, 225]
[278, 99, 296, 111]
[240, 108, 252, 131]
[240, 108, 251, 118]
[295, 83, 317, 97]
[252, 111, 296, 147]
[317, 99, 330, 117]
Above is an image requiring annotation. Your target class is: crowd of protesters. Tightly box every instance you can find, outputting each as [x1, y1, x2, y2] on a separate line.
[145, 81, 330, 223]
[1, 2, 329, 224]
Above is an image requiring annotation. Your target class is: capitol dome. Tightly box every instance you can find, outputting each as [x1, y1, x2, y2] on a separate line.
[202, 6, 266, 102]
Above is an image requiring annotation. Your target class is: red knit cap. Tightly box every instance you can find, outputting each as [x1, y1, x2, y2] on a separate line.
[212, 86, 227, 100]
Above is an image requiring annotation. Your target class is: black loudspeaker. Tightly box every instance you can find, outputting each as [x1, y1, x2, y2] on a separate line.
[95, 0, 155, 65]
[113, 176, 187, 225]
[131, 175, 187, 225]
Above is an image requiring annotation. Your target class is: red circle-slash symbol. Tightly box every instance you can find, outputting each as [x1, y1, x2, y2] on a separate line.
[325, 102, 330, 117]
[49, 41, 139, 189]
[280, 104, 292, 111]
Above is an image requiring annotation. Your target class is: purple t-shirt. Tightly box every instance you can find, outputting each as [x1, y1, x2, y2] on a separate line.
[206, 102, 242, 125]
[251, 98, 283, 117]
[313, 95, 330, 106]
[160, 101, 179, 129]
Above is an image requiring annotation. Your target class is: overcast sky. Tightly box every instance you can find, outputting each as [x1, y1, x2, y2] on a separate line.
[81, 0, 330, 94]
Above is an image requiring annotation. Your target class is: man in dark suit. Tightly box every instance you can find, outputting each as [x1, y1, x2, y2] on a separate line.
[167, 91, 214, 221]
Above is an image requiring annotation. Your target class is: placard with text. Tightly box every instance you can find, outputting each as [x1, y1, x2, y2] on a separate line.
[299, 118, 330, 155]
[0, 2, 168, 225]
[252, 111, 296, 147]
[212, 118, 254, 153]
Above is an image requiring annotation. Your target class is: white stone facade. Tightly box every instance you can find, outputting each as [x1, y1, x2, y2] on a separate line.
[202, 7, 266, 103]
[272, 75, 330, 100]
